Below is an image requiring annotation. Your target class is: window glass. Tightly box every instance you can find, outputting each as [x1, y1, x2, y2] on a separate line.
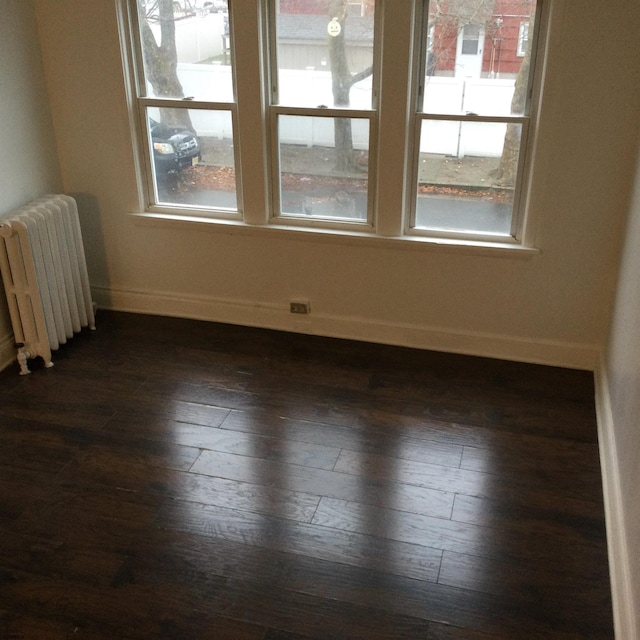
[273, 1, 375, 109]
[146, 107, 237, 209]
[277, 115, 369, 221]
[136, 0, 233, 101]
[413, 0, 538, 237]
[133, 0, 237, 211]
[415, 120, 522, 236]
[270, 1, 377, 225]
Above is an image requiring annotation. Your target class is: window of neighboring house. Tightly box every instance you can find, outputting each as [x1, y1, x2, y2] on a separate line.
[411, 0, 542, 241]
[122, 0, 546, 249]
[461, 23, 481, 55]
[517, 21, 530, 57]
[269, 0, 377, 227]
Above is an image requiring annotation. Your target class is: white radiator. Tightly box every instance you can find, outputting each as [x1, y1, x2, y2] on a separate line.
[0, 194, 95, 375]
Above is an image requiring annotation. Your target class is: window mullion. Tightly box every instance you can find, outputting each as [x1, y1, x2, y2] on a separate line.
[375, 0, 416, 237]
[231, 0, 269, 225]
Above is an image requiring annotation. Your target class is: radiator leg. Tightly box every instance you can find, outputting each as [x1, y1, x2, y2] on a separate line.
[16, 347, 31, 376]
[15, 346, 54, 374]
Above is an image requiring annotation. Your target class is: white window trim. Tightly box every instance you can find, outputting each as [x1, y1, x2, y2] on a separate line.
[407, 1, 546, 245]
[117, 0, 548, 254]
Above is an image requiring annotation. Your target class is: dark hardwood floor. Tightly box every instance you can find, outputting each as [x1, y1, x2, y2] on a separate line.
[0, 311, 613, 639]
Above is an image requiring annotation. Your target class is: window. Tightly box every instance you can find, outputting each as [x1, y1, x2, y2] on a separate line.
[270, 1, 377, 226]
[129, 0, 238, 213]
[518, 21, 530, 57]
[461, 24, 481, 56]
[121, 0, 545, 248]
[412, 0, 541, 240]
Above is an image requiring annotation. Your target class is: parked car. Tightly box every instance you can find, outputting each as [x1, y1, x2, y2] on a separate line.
[149, 118, 200, 174]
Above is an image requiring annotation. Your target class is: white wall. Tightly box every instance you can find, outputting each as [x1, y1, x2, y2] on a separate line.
[30, 0, 640, 371]
[599, 136, 640, 638]
[0, 0, 62, 371]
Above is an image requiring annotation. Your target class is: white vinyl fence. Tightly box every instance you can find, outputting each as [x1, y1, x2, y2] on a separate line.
[151, 63, 517, 158]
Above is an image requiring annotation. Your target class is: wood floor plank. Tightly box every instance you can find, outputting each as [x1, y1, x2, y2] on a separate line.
[334, 446, 603, 512]
[438, 549, 613, 619]
[0, 465, 60, 520]
[59, 449, 321, 523]
[451, 493, 608, 545]
[219, 408, 465, 468]
[312, 496, 608, 567]
[460, 440, 603, 492]
[109, 397, 232, 429]
[190, 448, 455, 519]
[1, 572, 266, 640]
[155, 500, 443, 583]
[103, 414, 342, 470]
[0, 391, 114, 430]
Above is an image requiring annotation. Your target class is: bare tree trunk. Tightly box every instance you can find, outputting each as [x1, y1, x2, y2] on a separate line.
[139, 0, 193, 131]
[494, 8, 534, 187]
[327, 0, 373, 172]
[328, 0, 355, 171]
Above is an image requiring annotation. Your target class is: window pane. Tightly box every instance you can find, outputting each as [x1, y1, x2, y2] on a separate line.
[136, 0, 233, 101]
[273, 1, 375, 108]
[147, 107, 237, 210]
[413, 120, 522, 236]
[423, 0, 537, 115]
[277, 115, 369, 222]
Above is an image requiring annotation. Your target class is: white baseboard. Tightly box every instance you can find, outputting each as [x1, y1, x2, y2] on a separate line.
[92, 285, 600, 370]
[594, 362, 638, 640]
[0, 331, 16, 373]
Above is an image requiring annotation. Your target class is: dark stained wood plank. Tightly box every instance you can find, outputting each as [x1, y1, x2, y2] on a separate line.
[108, 397, 232, 429]
[311, 496, 608, 567]
[461, 436, 602, 492]
[451, 493, 608, 544]
[190, 449, 454, 519]
[58, 449, 320, 523]
[220, 580, 433, 640]
[155, 500, 443, 583]
[1, 573, 267, 640]
[0, 391, 114, 430]
[218, 408, 465, 468]
[0, 415, 91, 473]
[103, 414, 342, 470]
[438, 549, 613, 628]
[333, 447, 604, 514]
[0, 466, 60, 520]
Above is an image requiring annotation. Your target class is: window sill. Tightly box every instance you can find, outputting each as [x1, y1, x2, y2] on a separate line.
[130, 211, 540, 259]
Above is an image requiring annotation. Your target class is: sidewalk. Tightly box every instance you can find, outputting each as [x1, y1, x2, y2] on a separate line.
[417, 153, 501, 189]
[199, 138, 502, 190]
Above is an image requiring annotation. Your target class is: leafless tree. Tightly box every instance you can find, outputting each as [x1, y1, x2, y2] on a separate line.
[327, 0, 373, 171]
[493, 5, 535, 186]
[137, 0, 194, 130]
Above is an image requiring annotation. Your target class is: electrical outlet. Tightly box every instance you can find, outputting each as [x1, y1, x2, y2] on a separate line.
[290, 300, 310, 314]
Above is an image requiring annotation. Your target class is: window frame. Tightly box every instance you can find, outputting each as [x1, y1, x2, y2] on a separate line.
[125, 0, 243, 218]
[266, 0, 380, 231]
[119, 0, 548, 253]
[407, 0, 546, 244]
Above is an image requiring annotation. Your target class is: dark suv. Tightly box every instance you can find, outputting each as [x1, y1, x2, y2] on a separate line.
[150, 118, 200, 174]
